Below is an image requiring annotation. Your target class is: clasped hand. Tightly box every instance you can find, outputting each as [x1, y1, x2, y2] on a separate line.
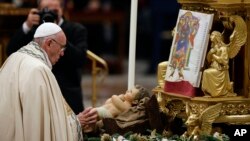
[77, 107, 98, 126]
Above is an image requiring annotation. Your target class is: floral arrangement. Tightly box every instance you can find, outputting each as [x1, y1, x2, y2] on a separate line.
[85, 129, 230, 141]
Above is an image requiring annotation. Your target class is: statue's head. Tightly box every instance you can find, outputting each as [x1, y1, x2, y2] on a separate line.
[185, 114, 200, 135]
[134, 85, 150, 101]
[211, 31, 223, 43]
[123, 85, 150, 103]
[185, 114, 199, 126]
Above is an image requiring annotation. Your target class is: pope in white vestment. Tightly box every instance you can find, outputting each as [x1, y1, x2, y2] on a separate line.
[0, 23, 83, 141]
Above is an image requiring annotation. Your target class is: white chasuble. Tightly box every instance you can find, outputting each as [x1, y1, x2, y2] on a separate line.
[0, 42, 83, 141]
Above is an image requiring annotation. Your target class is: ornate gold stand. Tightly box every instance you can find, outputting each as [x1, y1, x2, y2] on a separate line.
[154, 0, 250, 137]
[154, 88, 250, 124]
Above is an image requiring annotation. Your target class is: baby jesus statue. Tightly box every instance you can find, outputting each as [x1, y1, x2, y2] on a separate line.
[78, 84, 150, 133]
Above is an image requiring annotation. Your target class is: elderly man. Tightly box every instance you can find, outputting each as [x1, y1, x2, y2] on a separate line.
[0, 23, 85, 141]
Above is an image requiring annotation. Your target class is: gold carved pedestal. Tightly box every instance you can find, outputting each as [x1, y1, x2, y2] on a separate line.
[154, 0, 250, 137]
[154, 87, 250, 124]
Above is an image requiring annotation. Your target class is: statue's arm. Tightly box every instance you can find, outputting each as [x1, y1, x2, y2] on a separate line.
[212, 47, 229, 65]
[207, 47, 216, 63]
[111, 95, 130, 112]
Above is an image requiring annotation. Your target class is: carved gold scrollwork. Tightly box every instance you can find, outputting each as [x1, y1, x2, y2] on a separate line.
[188, 102, 209, 115]
[221, 103, 250, 115]
[156, 92, 186, 119]
[182, 5, 216, 14]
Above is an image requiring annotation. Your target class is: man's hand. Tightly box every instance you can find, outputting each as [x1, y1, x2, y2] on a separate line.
[77, 107, 98, 126]
[26, 8, 40, 28]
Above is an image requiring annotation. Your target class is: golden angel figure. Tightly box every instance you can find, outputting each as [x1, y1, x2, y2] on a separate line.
[182, 103, 222, 140]
[202, 15, 247, 97]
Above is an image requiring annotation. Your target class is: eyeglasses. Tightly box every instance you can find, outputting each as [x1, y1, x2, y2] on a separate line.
[51, 39, 66, 52]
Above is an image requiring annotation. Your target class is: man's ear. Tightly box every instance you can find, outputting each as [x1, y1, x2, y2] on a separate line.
[43, 38, 52, 51]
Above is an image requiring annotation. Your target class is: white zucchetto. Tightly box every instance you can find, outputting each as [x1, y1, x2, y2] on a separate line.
[34, 22, 62, 38]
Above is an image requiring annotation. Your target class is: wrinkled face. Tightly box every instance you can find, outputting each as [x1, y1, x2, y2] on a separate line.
[124, 87, 139, 102]
[45, 31, 66, 65]
[39, 0, 63, 22]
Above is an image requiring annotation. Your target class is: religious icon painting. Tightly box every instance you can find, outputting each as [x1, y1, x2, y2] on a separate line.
[164, 9, 214, 97]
